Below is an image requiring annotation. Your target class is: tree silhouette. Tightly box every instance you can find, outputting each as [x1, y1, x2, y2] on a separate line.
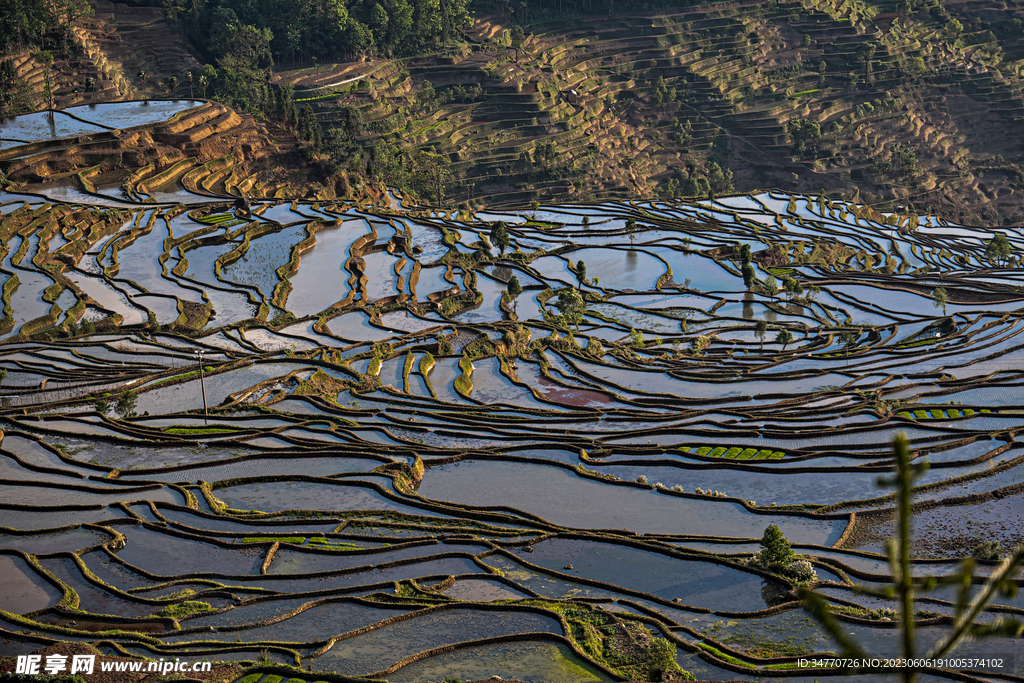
[754, 320, 768, 349]
[491, 222, 510, 255]
[932, 287, 948, 316]
[509, 25, 526, 62]
[776, 329, 794, 351]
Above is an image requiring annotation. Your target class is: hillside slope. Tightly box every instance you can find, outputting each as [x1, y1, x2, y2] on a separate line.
[286, 0, 1024, 223]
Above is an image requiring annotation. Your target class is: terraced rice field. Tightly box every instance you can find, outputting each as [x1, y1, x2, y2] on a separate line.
[1, 105, 1023, 682]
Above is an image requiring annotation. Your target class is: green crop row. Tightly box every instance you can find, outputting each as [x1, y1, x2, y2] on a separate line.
[690, 446, 784, 459]
[897, 408, 989, 420]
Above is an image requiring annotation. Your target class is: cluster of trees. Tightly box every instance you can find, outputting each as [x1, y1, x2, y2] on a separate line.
[165, 0, 471, 66]
[667, 161, 733, 200]
[868, 142, 919, 181]
[0, 0, 92, 52]
[787, 119, 821, 157]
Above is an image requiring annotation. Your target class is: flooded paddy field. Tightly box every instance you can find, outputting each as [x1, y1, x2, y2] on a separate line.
[0, 111, 1023, 682]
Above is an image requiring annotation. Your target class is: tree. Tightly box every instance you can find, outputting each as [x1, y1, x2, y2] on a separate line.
[507, 275, 522, 310]
[509, 24, 526, 62]
[838, 329, 860, 363]
[94, 399, 110, 415]
[932, 287, 948, 316]
[760, 524, 795, 567]
[630, 328, 645, 348]
[946, 17, 964, 40]
[776, 329, 794, 351]
[801, 434, 1024, 683]
[754, 320, 768, 350]
[530, 200, 540, 220]
[985, 234, 1012, 265]
[84, 75, 95, 92]
[168, 75, 178, 95]
[553, 288, 586, 331]
[115, 391, 138, 419]
[198, 73, 209, 98]
[491, 222, 511, 255]
[297, 104, 322, 145]
[137, 69, 148, 89]
[625, 218, 637, 247]
[0, 368, 6, 385]
[576, 260, 587, 285]
[414, 150, 451, 207]
[784, 277, 803, 301]
[370, 140, 409, 189]
[763, 274, 779, 300]
[185, 70, 194, 98]
[323, 126, 360, 174]
[742, 263, 756, 289]
[36, 50, 54, 110]
[907, 56, 926, 80]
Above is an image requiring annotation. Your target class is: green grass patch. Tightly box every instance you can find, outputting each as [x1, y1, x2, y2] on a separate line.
[789, 89, 819, 98]
[768, 451, 785, 459]
[709, 447, 727, 457]
[306, 537, 363, 549]
[897, 411, 912, 419]
[696, 642, 757, 669]
[725, 447, 742, 458]
[913, 410, 929, 419]
[241, 536, 304, 544]
[165, 426, 238, 435]
[738, 448, 758, 460]
[929, 410, 947, 419]
[695, 446, 712, 456]
[156, 600, 213, 617]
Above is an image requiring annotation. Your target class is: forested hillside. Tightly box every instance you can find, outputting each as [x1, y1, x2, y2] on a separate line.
[3, 0, 1024, 224]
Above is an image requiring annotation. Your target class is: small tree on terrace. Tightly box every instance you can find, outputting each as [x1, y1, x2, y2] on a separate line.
[754, 320, 768, 350]
[985, 234, 1012, 266]
[776, 329, 794, 351]
[507, 275, 522, 311]
[763, 274, 779, 300]
[491, 221, 511, 255]
[576, 260, 587, 285]
[510, 25, 526, 62]
[932, 287, 948, 316]
[838, 328, 860, 365]
[742, 263, 756, 289]
[760, 524, 796, 567]
[553, 288, 586, 332]
[37, 51, 54, 110]
[115, 391, 138, 419]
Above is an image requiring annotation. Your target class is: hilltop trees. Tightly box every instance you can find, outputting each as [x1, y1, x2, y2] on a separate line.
[1, 0, 93, 52]
[166, 0, 472, 67]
